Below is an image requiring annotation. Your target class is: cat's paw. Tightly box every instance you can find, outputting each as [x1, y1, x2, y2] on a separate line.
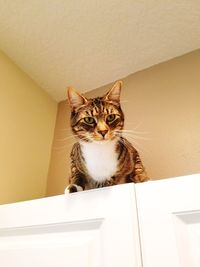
[64, 187, 70, 194]
[64, 184, 83, 194]
[134, 173, 149, 183]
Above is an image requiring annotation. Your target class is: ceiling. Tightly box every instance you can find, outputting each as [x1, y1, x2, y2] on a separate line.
[0, 1, 200, 102]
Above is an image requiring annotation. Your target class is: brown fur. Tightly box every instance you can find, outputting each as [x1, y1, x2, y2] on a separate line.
[66, 81, 148, 193]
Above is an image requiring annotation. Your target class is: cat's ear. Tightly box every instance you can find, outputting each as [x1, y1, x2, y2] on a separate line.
[104, 81, 123, 103]
[67, 87, 88, 110]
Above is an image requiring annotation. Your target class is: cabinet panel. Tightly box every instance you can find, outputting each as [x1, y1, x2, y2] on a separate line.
[136, 174, 200, 267]
[0, 184, 141, 267]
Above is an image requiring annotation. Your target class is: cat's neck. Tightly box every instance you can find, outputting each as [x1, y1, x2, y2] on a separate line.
[80, 139, 117, 148]
[79, 139, 118, 182]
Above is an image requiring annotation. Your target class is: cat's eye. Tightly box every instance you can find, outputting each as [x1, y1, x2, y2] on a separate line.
[83, 117, 95, 124]
[107, 114, 116, 123]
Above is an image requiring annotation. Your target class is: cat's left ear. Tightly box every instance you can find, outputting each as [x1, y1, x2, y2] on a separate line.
[104, 81, 123, 103]
[67, 87, 88, 110]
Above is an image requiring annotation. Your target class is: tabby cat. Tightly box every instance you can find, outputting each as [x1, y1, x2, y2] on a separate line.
[65, 81, 148, 193]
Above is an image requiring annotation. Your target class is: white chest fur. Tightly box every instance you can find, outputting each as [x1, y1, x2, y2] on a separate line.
[80, 140, 118, 182]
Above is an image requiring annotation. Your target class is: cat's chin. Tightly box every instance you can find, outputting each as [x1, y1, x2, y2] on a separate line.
[93, 140, 110, 145]
[78, 135, 119, 144]
[92, 137, 119, 145]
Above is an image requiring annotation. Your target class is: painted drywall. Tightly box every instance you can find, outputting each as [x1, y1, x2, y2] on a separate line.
[0, 50, 57, 204]
[46, 49, 200, 196]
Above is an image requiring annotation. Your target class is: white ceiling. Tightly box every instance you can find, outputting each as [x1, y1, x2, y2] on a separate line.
[0, 1, 200, 102]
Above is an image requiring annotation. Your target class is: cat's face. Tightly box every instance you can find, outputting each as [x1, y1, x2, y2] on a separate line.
[68, 81, 124, 142]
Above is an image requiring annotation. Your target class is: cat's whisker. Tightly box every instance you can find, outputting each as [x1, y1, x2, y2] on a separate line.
[121, 132, 150, 142]
[121, 129, 149, 133]
[117, 135, 137, 148]
[118, 137, 144, 155]
[122, 133, 151, 141]
[125, 141, 146, 155]
[116, 131, 145, 148]
[121, 134, 149, 154]
[133, 123, 143, 131]
[115, 130, 151, 142]
[52, 142, 74, 151]
[125, 122, 146, 132]
[55, 137, 74, 142]
[118, 129, 150, 135]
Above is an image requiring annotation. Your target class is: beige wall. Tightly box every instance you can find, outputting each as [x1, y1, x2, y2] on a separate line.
[46, 50, 200, 196]
[0, 50, 57, 204]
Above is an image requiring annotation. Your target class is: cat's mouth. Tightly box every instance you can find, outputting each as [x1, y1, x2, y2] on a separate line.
[92, 133, 118, 142]
[79, 131, 121, 143]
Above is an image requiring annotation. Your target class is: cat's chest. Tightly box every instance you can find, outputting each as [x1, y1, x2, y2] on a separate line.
[80, 141, 118, 182]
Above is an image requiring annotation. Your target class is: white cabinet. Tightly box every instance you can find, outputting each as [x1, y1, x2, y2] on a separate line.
[0, 184, 141, 267]
[0, 174, 199, 267]
[136, 173, 200, 267]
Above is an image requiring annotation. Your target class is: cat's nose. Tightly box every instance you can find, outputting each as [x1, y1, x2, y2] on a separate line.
[98, 130, 108, 137]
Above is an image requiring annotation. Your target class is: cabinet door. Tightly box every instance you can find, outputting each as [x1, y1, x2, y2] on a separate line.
[0, 183, 141, 267]
[136, 174, 200, 267]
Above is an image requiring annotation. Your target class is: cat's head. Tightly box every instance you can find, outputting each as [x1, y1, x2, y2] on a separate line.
[67, 81, 124, 142]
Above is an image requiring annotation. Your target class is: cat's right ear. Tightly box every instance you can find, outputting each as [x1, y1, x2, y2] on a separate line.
[67, 87, 88, 110]
[103, 81, 123, 103]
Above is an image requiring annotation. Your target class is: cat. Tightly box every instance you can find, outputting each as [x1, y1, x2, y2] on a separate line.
[65, 81, 148, 193]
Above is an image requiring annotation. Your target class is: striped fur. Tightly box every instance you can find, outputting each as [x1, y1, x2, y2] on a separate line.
[66, 81, 148, 193]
